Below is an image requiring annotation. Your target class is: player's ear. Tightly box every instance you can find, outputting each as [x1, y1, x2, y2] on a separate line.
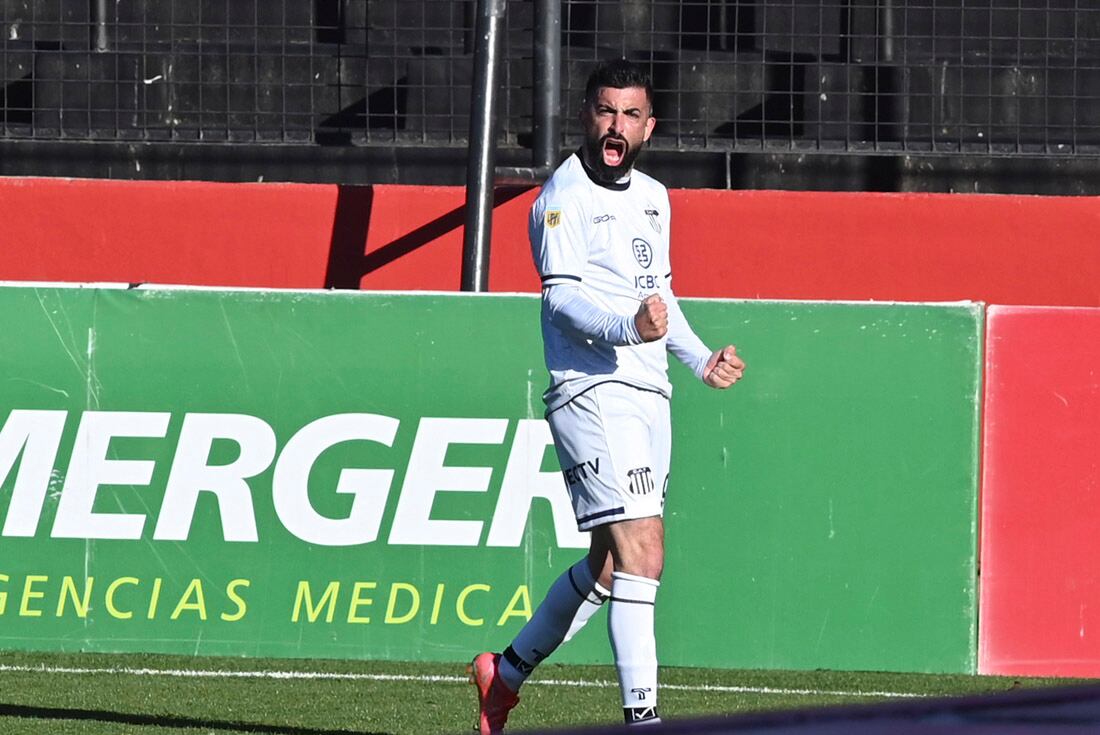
[643, 114, 656, 143]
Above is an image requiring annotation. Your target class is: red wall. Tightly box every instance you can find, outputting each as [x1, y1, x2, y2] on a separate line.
[2, 178, 1098, 305]
[0, 178, 337, 289]
[669, 190, 1100, 305]
[979, 306, 1100, 677]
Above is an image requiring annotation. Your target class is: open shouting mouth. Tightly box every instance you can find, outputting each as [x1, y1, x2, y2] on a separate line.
[602, 135, 628, 167]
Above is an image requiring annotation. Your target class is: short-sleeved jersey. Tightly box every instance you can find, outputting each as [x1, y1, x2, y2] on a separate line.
[530, 152, 679, 411]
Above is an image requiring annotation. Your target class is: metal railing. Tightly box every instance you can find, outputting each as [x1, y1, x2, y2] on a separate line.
[1, 0, 1098, 157]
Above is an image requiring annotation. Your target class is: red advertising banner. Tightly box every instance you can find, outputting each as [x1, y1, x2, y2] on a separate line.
[979, 305, 1100, 676]
[668, 190, 1100, 305]
[0, 178, 338, 289]
[1, 178, 1098, 306]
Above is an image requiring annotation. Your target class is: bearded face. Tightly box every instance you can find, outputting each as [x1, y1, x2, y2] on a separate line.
[580, 86, 655, 184]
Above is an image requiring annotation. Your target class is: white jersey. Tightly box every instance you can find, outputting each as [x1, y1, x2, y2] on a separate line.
[529, 152, 712, 412]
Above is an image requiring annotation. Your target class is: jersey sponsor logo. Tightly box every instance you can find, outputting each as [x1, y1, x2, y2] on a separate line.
[546, 209, 562, 229]
[645, 208, 661, 233]
[634, 274, 659, 290]
[592, 213, 616, 224]
[631, 238, 653, 268]
[562, 458, 600, 487]
[627, 466, 655, 495]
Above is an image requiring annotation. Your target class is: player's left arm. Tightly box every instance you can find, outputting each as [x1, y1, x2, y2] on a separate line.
[663, 288, 745, 389]
[661, 188, 745, 390]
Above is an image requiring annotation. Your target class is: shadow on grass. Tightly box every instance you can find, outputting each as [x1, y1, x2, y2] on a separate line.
[0, 702, 391, 735]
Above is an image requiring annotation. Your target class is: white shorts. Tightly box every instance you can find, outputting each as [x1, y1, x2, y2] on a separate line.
[547, 381, 671, 531]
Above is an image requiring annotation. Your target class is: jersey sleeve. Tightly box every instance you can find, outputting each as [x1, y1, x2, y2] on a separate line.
[660, 187, 712, 380]
[664, 282, 712, 380]
[544, 283, 644, 346]
[529, 188, 590, 287]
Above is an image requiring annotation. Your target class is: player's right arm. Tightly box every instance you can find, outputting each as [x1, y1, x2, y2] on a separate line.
[543, 285, 648, 345]
[530, 191, 648, 346]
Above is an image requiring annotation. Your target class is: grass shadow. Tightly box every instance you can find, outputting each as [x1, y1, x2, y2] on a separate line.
[0, 702, 391, 735]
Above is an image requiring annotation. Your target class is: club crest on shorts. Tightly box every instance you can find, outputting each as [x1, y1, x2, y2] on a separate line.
[631, 238, 653, 269]
[627, 466, 655, 495]
[546, 208, 562, 229]
[645, 208, 661, 233]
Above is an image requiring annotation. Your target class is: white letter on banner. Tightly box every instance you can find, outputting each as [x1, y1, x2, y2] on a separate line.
[272, 414, 398, 546]
[388, 418, 508, 546]
[486, 419, 588, 549]
[0, 410, 67, 537]
[153, 413, 276, 543]
[52, 411, 171, 540]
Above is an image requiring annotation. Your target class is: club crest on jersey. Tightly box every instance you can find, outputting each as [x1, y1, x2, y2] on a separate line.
[546, 208, 562, 229]
[631, 238, 653, 269]
[645, 208, 661, 233]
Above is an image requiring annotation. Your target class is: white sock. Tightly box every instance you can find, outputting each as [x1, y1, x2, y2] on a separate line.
[498, 557, 609, 692]
[609, 571, 660, 723]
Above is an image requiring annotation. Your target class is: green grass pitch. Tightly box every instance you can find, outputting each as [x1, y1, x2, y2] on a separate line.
[0, 650, 1084, 734]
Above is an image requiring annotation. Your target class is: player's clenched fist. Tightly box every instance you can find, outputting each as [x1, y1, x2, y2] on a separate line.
[635, 294, 668, 342]
[703, 345, 745, 389]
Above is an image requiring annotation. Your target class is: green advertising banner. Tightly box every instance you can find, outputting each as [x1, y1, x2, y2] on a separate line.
[0, 287, 981, 673]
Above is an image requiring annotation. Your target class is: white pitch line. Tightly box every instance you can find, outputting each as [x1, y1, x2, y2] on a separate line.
[0, 664, 925, 699]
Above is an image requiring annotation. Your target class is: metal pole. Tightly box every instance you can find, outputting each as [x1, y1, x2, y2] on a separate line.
[464, 0, 478, 55]
[94, 0, 109, 51]
[461, 0, 507, 293]
[876, 0, 907, 143]
[494, 0, 560, 184]
[532, 0, 561, 171]
[878, 0, 895, 63]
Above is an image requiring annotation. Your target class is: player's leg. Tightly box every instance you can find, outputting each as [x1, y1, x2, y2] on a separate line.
[599, 517, 664, 726]
[494, 394, 622, 692]
[471, 543, 611, 735]
[469, 388, 618, 734]
[595, 385, 671, 727]
[492, 389, 629, 690]
[496, 536, 612, 692]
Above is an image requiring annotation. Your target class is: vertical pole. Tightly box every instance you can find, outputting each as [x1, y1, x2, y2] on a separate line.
[94, 0, 110, 51]
[879, 0, 895, 63]
[876, 0, 906, 145]
[464, 0, 477, 55]
[533, 0, 561, 171]
[461, 0, 507, 292]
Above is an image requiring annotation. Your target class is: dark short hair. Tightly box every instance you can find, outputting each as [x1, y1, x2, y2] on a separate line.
[583, 59, 653, 111]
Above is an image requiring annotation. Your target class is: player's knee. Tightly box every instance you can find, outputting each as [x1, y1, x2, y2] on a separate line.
[616, 562, 662, 582]
[605, 516, 664, 579]
[613, 545, 664, 580]
[629, 557, 663, 581]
